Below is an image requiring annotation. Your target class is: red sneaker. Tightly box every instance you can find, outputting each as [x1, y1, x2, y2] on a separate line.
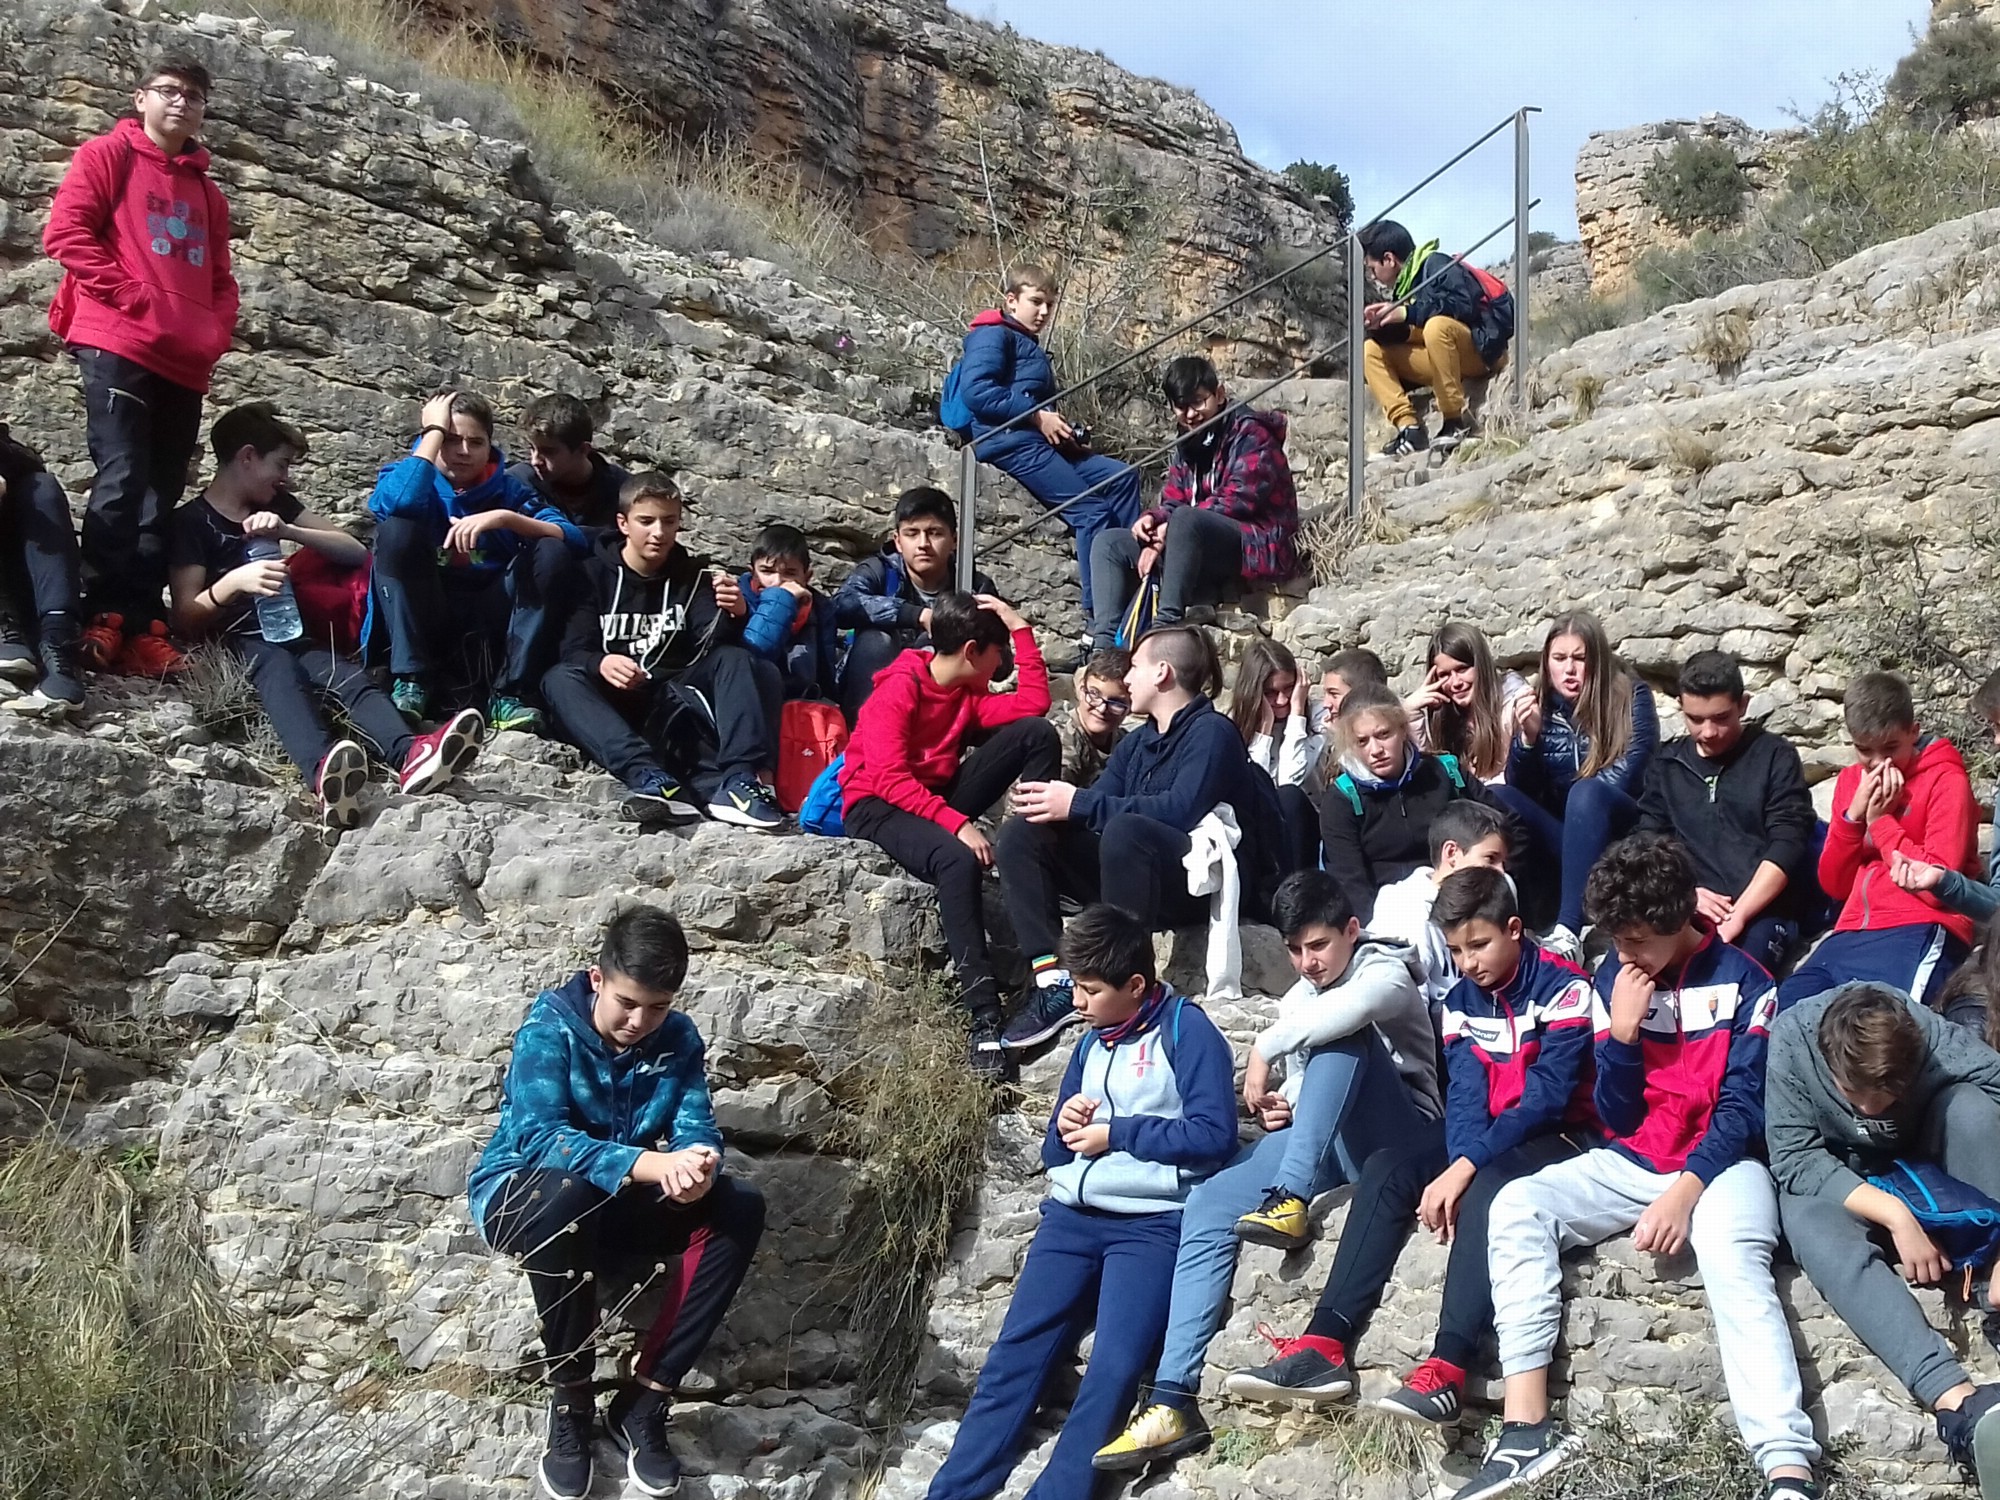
[117, 619, 187, 678]
[79, 612, 125, 670]
[1373, 1357, 1466, 1426]
[315, 739, 369, 831]
[400, 708, 483, 795]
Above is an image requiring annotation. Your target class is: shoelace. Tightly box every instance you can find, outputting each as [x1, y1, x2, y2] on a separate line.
[549, 1401, 591, 1459]
[1256, 1186, 1293, 1213]
[1403, 1358, 1457, 1394]
[1254, 1321, 1306, 1359]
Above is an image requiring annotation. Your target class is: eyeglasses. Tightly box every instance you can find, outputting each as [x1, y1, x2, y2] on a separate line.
[145, 84, 208, 106]
[1082, 687, 1131, 717]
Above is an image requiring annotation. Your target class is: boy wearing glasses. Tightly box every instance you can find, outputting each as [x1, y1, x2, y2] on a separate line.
[45, 53, 239, 678]
[1052, 647, 1132, 788]
[1086, 355, 1298, 648]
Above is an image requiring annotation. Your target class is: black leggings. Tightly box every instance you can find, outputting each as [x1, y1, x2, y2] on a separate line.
[993, 810, 1210, 962]
[481, 1169, 766, 1389]
[843, 716, 1061, 1019]
[1307, 1125, 1592, 1369]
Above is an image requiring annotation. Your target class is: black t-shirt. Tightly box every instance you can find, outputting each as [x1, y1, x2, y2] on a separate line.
[168, 490, 306, 635]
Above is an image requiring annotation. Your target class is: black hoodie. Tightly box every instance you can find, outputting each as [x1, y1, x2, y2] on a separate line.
[558, 530, 735, 679]
[1636, 724, 1815, 916]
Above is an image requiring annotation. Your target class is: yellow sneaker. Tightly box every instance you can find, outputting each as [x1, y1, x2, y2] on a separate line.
[1234, 1187, 1311, 1249]
[1091, 1402, 1211, 1472]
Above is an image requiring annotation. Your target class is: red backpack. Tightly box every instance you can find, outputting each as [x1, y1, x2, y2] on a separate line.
[290, 549, 371, 656]
[776, 700, 849, 813]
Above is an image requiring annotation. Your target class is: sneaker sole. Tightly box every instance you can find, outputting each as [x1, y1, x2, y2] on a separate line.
[707, 801, 783, 831]
[1223, 1370, 1353, 1404]
[318, 742, 369, 831]
[612, 1422, 682, 1497]
[1000, 1010, 1082, 1050]
[1974, 1402, 2000, 1500]
[1091, 1429, 1211, 1473]
[1371, 1392, 1458, 1427]
[403, 711, 485, 795]
[1456, 1434, 1583, 1500]
[1233, 1221, 1312, 1251]
[0, 656, 38, 684]
[536, 1456, 592, 1500]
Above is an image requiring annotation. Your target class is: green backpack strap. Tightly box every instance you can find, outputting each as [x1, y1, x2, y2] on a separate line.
[1335, 772, 1362, 818]
[1438, 753, 1467, 792]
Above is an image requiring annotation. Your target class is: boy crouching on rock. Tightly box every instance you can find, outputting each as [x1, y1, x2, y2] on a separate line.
[468, 905, 766, 1500]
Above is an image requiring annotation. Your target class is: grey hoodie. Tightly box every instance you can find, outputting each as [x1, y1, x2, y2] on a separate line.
[1765, 982, 2000, 1203]
[1252, 939, 1443, 1119]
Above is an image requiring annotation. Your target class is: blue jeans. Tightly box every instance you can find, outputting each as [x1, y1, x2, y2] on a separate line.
[1491, 776, 1640, 931]
[927, 1202, 1180, 1500]
[1151, 1029, 1431, 1398]
[979, 431, 1143, 616]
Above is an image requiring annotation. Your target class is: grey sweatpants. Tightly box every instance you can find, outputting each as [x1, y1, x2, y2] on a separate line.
[1779, 1081, 2000, 1409]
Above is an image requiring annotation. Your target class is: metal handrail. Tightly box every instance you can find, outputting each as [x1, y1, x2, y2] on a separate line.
[974, 201, 1538, 559]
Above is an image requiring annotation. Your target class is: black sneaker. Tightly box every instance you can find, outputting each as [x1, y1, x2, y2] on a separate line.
[34, 612, 84, 709]
[0, 598, 35, 683]
[622, 771, 704, 826]
[607, 1385, 682, 1497]
[708, 772, 784, 831]
[1374, 1357, 1465, 1426]
[1451, 1420, 1581, 1500]
[968, 1013, 1016, 1084]
[1937, 1382, 2000, 1497]
[1380, 424, 1429, 457]
[1762, 1477, 1820, 1500]
[539, 1391, 595, 1500]
[1222, 1330, 1353, 1404]
[1434, 414, 1479, 452]
[1001, 980, 1080, 1050]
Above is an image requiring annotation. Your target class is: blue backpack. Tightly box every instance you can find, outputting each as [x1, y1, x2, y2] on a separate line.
[1868, 1159, 2000, 1286]
[799, 752, 847, 837]
[939, 360, 975, 437]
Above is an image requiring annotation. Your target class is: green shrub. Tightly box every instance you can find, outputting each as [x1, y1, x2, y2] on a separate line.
[1888, 17, 2000, 127]
[1283, 160, 1354, 226]
[1642, 135, 1752, 233]
[1528, 229, 1559, 253]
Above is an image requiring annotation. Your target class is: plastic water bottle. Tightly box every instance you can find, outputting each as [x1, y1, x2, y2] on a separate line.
[246, 537, 303, 643]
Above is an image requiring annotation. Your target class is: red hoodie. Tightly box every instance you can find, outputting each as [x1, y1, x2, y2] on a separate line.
[44, 117, 239, 392]
[1820, 736, 1981, 945]
[841, 627, 1049, 831]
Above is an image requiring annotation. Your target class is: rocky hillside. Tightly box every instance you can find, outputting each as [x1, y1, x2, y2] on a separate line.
[411, 0, 1346, 372]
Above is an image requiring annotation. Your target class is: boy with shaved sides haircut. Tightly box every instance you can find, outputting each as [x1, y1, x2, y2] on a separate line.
[1465, 835, 1819, 1500]
[1224, 866, 1599, 1429]
[1639, 650, 1816, 974]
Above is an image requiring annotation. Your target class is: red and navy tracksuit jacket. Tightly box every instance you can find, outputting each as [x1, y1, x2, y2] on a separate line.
[1438, 942, 1601, 1169]
[1591, 929, 1777, 1183]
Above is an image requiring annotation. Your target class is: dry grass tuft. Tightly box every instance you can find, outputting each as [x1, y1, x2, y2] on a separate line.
[178, 640, 289, 767]
[1570, 371, 1606, 422]
[1295, 502, 1410, 586]
[1690, 308, 1754, 377]
[1662, 426, 1722, 475]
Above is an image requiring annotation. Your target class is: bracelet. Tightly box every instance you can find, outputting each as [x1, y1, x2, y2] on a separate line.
[418, 424, 446, 438]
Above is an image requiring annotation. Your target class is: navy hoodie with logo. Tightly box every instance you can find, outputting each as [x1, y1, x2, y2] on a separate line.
[558, 529, 736, 681]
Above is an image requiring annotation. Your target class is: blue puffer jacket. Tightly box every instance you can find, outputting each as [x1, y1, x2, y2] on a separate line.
[958, 313, 1055, 452]
[738, 571, 841, 698]
[1508, 678, 1659, 812]
[466, 972, 723, 1233]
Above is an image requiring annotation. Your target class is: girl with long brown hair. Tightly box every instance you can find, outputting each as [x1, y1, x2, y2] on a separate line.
[1227, 637, 1323, 872]
[1406, 621, 1530, 783]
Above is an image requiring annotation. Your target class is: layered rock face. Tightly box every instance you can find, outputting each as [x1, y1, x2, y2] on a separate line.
[413, 0, 1346, 372]
[0, 0, 1086, 629]
[1574, 115, 1794, 295]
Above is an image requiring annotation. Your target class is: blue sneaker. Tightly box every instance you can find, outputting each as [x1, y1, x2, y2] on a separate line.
[708, 773, 783, 831]
[1002, 980, 1081, 1049]
[621, 771, 703, 826]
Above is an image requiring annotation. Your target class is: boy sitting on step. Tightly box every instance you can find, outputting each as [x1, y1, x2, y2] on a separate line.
[922, 904, 1236, 1500]
[469, 905, 765, 1500]
[736, 522, 839, 701]
[1366, 799, 1514, 1008]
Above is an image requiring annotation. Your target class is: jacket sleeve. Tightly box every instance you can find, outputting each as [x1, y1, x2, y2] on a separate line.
[1934, 869, 2000, 925]
[1592, 680, 1658, 794]
[1636, 757, 1674, 837]
[1818, 766, 1866, 900]
[509, 476, 587, 553]
[1252, 964, 1414, 1062]
[1684, 974, 1778, 1185]
[43, 140, 151, 316]
[1106, 1005, 1240, 1167]
[739, 582, 801, 660]
[1042, 1039, 1090, 1170]
[833, 557, 919, 631]
[1592, 971, 1649, 1140]
[1317, 789, 1379, 926]
[1206, 419, 1287, 527]
[668, 1031, 725, 1156]
[1440, 1023, 1496, 1165]
[492, 1019, 644, 1195]
[1463, 981, 1596, 1169]
[1071, 716, 1239, 833]
[974, 627, 1052, 726]
[1760, 738, 1816, 879]
[1405, 252, 1486, 331]
[1155, 451, 1194, 516]
[853, 668, 963, 830]
[958, 325, 1033, 425]
[367, 455, 443, 521]
[556, 574, 605, 671]
[1277, 714, 1321, 788]
[1867, 759, 1978, 876]
[1763, 1012, 1856, 1201]
[1508, 726, 1554, 806]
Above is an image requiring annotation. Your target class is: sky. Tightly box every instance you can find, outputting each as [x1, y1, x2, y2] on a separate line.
[961, 1, 1931, 253]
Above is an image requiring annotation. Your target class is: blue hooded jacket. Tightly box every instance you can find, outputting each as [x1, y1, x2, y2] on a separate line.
[367, 448, 586, 576]
[737, 570, 841, 699]
[466, 972, 723, 1234]
[958, 313, 1056, 456]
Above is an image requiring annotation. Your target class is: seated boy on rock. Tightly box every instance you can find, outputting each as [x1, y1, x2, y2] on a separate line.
[1464, 834, 1820, 1500]
[840, 590, 1055, 1077]
[0, 424, 86, 711]
[921, 904, 1237, 1500]
[1368, 800, 1514, 1007]
[468, 904, 765, 1500]
[366, 389, 587, 735]
[996, 625, 1283, 1053]
[510, 392, 631, 533]
[1782, 671, 1979, 1007]
[168, 402, 482, 830]
[1768, 981, 2000, 1495]
[1091, 868, 1441, 1471]
[1224, 866, 1598, 1431]
[541, 471, 783, 831]
[1048, 647, 1130, 793]
[833, 486, 994, 723]
[737, 522, 839, 701]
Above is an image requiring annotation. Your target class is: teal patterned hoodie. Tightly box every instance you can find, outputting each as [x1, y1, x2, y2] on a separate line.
[467, 971, 723, 1233]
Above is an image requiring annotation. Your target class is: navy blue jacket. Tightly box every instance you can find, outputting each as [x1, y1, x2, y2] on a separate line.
[832, 545, 995, 635]
[1508, 679, 1659, 813]
[958, 314, 1056, 453]
[1373, 249, 1511, 365]
[507, 453, 631, 533]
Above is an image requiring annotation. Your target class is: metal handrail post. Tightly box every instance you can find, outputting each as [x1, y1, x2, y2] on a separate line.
[1347, 231, 1367, 521]
[955, 442, 978, 593]
[1514, 108, 1533, 408]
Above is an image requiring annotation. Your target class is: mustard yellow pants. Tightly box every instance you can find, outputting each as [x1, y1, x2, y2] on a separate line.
[1362, 315, 1488, 427]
